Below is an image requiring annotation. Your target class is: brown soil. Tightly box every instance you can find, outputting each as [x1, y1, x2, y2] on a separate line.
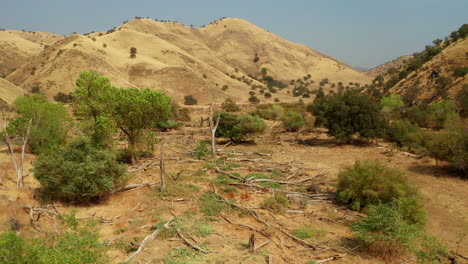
[0, 122, 466, 264]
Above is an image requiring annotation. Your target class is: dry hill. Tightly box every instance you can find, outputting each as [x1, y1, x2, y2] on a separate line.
[0, 30, 64, 78]
[389, 38, 467, 103]
[0, 77, 27, 105]
[366, 55, 413, 77]
[4, 18, 371, 104]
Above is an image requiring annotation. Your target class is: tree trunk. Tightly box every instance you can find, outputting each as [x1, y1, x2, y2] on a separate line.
[3, 118, 31, 188]
[208, 95, 220, 159]
[160, 139, 166, 190]
[249, 233, 255, 253]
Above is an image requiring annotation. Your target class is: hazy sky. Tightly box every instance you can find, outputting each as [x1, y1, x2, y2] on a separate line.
[1, 0, 467, 69]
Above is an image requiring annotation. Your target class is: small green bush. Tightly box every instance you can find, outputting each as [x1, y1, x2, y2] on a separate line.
[280, 112, 306, 132]
[293, 225, 326, 239]
[215, 112, 267, 142]
[184, 95, 198, 105]
[0, 216, 108, 264]
[155, 119, 182, 130]
[386, 119, 421, 148]
[336, 160, 425, 225]
[33, 137, 127, 203]
[260, 194, 290, 213]
[192, 141, 209, 160]
[200, 192, 227, 216]
[221, 98, 240, 112]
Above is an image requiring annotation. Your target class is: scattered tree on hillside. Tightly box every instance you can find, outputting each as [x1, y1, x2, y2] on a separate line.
[184, 95, 198, 105]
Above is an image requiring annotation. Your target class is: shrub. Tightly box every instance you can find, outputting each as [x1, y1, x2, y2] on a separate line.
[53, 92, 72, 103]
[200, 192, 227, 216]
[386, 119, 421, 148]
[308, 90, 387, 140]
[215, 112, 267, 142]
[352, 201, 423, 261]
[221, 98, 240, 112]
[380, 94, 404, 120]
[0, 215, 108, 264]
[280, 112, 305, 132]
[184, 95, 197, 105]
[192, 141, 209, 160]
[33, 137, 127, 203]
[155, 119, 182, 130]
[453, 66, 468, 77]
[248, 95, 260, 104]
[336, 160, 425, 225]
[425, 122, 467, 176]
[260, 194, 290, 213]
[221, 85, 229, 91]
[253, 104, 284, 120]
[129, 47, 137, 58]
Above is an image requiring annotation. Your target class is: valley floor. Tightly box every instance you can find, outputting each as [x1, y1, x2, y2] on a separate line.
[0, 126, 467, 264]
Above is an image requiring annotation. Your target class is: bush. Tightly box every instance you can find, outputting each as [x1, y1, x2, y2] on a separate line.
[53, 92, 72, 103]
[280, 112, 305, 132]
[308, 90, 387, 140]
[33, 137, 127, 203]
[386, 119, 421, 148]
[336, 160, 425, 225]
[260, 194, 290, 213]
[248, 95, 260, 104]
[253, 104, 284, 120]
[453, 66, 468, 77]
[215, 112, 267, 142]
[0, 215, 108, 264]
[221, 98, 240, 112]
[192, 141, 209, 160]
[425, 122, 467, 176]
[351, 201, 423, 261]
[155, 119, 182, 130]
[184, 95, 197, 105]
[12, 94, 71, 153]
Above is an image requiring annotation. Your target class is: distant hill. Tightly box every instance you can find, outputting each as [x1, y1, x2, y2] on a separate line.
[0, 30, 64, 78]
[366, 55, 413, 77]
[3, 18, 371, 104]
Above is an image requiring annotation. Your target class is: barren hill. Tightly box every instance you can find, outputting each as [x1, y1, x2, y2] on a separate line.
[0, 30, 64, 78]
[0, 77, 27, 105]
[366, 55, 413, 77]
[4, 18, 371, 104]
[389, 38, 467, 102]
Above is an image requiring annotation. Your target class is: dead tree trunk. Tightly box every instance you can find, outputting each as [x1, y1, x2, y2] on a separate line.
[208, 96, 220, 159]
[249, 233, 255, 253]
[160, 139, 166, 190]
[3, 118, 32, 188]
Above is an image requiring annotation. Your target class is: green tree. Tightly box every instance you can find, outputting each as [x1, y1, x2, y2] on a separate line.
[308, 90, 387, 140]
[380, 94, 404, 120]
[114, 88, 171, 164]
[33, 137, 127, 202]
[73, 71, 118, 148]
[12, 94, 71, 153]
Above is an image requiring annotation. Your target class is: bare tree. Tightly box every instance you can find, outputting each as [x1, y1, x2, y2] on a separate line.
[3, 118, 32, 188]
[159, 139, 166, 190]
[208, 94, 220, 158]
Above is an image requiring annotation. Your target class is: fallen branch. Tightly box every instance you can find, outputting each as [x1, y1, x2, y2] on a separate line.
[176, 228, 208, 253]
[112, 181, 160, 193]
[124, 217, 175, 263]
[312, 254, 347, 263]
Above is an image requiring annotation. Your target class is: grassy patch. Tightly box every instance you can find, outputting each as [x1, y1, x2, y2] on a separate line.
[260, 194, 290, 213]
[164, 247, 205, 264]
[158, 182, 200, 198]
[293, 224, 327, 239]
[258, 181, 282, 189]
[200, 192, 228, 216]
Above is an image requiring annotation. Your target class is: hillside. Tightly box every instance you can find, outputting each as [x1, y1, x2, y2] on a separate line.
[4, 18, 371, 104]
[0, 77, 27, 105]
[0, 30, 64, 78]
[389, 38, 467, 103]
[366, 55, 413, 77]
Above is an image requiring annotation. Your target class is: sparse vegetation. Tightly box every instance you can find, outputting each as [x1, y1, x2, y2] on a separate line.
[260, 194, 290, 213]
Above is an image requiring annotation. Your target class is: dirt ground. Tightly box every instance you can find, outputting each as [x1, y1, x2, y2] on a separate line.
[0, 124, 466, 264]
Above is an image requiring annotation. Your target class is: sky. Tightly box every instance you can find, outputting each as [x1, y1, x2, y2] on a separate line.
[1, 0, 467, 69]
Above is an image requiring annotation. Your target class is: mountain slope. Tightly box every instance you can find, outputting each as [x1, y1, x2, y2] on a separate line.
[0, 30, 64, 78]
[389, 38, 467, 103]
[5, 18, 372, 104]
[0, 77, 27, 104]
[366, 55, 413, 77]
